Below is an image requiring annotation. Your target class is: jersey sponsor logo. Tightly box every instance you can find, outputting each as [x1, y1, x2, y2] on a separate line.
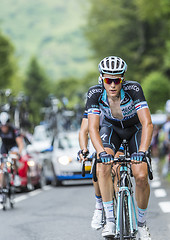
[124, 85, 140, 92]
[135, 101, 148, 111]
[122, 104, 136, 116]
[87, 88, 102, 98]
[101, 133, 107, 141]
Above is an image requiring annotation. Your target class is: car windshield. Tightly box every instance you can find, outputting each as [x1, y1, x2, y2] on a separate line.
[33, 127, 50, 142]
[58, 134, 78, 149]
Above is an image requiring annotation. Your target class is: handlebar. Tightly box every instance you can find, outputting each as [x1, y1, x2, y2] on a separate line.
[82, 152, 153, 181]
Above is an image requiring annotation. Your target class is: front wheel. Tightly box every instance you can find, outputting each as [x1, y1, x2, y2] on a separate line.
[119, 191, 130, 240]
[26, 169, 34, 191]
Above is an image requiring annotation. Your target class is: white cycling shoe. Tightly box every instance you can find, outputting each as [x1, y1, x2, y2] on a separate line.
[102, 221, 116, 237]
[91, 209, 103, 230]
[14, 175, 21, 187]
[138, 225, 151, 240]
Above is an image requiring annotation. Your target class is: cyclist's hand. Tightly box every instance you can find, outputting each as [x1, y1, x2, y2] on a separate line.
[77, 149, 89, 162]
[131, 151, 145, 164]
[99, 151, 114, 164]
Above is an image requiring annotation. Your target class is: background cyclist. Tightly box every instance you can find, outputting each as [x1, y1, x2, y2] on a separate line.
[78, 100, 124, 230]
[0, 111, 24, 200]
[86, 56, 153, 240]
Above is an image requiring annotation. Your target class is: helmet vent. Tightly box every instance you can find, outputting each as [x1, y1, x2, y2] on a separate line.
[111, 61, 115, 69]
[117, 60, 120, 68]
[106, 60, 109, 68]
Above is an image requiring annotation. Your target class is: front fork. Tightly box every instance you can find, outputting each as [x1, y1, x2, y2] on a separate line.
[116, 187, 138, 236]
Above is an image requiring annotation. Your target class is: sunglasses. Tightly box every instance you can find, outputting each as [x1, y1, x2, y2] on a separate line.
[102, 77, 124, 85]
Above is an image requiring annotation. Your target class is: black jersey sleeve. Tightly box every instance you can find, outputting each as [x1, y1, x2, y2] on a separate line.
[123, 81, 149, 112]
[86, 85, 103, 116]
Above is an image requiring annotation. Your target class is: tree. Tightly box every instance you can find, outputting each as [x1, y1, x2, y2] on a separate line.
[24, 57, 50, 125]
[0, 30, 18, 88]
[85, 0, 170, 80]
[142, 72, 170, 113]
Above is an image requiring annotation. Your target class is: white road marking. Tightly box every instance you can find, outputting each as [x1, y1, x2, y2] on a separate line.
[159, 202, 170, 213]
[0, 185, 53, 210]
[15, 195, 28, 203]
[154, 189, 167, 198]
[151, 181, 161, 188]
[43, 185, 52, 191]
[28, 189, 42, 197]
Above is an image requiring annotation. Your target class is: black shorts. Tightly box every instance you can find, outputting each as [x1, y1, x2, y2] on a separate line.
[100, 119, 142, 154]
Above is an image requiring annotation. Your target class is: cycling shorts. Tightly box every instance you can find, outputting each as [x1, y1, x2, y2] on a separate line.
[100, 119, 142, 154]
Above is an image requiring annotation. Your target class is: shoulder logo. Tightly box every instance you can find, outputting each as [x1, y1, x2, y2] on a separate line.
[124, 85, 139, 92]
[87, 88, 102, 98]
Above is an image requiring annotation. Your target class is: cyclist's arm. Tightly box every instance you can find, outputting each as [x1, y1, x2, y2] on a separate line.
[137, 108, 153, 152]
[88, 114, 105, 154]
[15, 136, 24, 155]
[79, 118, 89, 152]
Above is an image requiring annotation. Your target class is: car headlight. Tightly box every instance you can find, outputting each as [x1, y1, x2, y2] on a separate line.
[58, 156, 72, 165]
[27, 160, 35, 167]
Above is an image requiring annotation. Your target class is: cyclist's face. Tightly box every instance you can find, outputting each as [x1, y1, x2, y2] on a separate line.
[103, 74, 123, 98]
[1, 125, 9, 133]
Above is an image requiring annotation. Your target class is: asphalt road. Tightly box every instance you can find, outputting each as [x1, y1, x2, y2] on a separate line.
[0, 159, 170, 240]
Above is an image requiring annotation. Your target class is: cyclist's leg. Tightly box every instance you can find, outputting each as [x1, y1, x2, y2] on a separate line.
[9, 147, 21, 186]
[98, 124, 121, 202]
[98, 124, 122, 236]
[129, 125, 150, 229]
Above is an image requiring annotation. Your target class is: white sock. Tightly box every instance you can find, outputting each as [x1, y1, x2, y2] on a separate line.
[103, 200, 115, 222]
[95, 195, 103, 210]
[137, 207, 147, 226]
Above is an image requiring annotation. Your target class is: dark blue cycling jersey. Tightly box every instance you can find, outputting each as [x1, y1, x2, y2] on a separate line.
[86, 81, 149, 128]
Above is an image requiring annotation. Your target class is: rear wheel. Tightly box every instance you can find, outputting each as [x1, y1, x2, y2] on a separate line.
[2, 191, 7, 211]
[9, 185, 15, 208]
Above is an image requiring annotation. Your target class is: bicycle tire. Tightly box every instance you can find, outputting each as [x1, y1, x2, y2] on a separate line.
[9, 185, 15, 208]
[2, 172, 9, 211]
[119, 191, 131, 240]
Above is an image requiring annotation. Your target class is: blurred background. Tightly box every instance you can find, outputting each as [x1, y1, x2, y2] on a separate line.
[0, 1, 170, 239]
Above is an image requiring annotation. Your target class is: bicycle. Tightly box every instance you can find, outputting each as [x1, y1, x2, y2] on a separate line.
[82, 140, 153, 240]
[0, 153, 16, 210]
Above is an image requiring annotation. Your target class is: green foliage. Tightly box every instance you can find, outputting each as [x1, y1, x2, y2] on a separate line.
[85, 0, 170, 81]
[142, 72, 170, 113]
[84, 0, 170, 113]
[0, 30, 17, 88]
[0, 0, 95, 80]
[24, 57, 50, 124]
[51, 71, 99, 108]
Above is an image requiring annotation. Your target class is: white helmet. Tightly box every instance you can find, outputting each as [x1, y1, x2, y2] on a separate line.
[0, 112, 10, 125]
[98, 56, 127, 75]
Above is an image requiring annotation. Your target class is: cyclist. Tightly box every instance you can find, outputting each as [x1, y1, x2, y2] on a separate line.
[0, 112, 24, 198]
[86, 56, 153, 239]
[78, 107, 123, 230]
